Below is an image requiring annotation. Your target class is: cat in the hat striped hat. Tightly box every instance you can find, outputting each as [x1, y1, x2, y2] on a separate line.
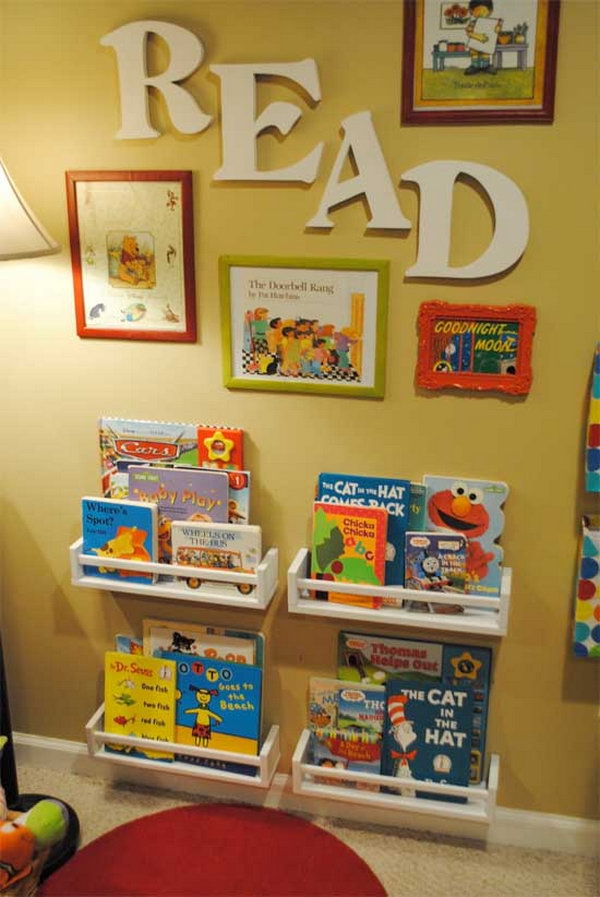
[387, 694, 417, 796]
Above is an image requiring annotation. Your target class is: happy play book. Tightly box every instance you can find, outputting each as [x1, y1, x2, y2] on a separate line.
[159, 651, 263, 763]
[403, 531, 467, 614]
[142, 618, 263, 666]
[82, 497, 158, 584]
[104, 651, 176, 761]
[424, 475, 509, 597]
[311, 502, 387, 608]
[128, 466, 229, 563]
[198, 426, 244, 470]
[308, 677, 385, 788]
[316, 474, 411, 586]
[99, 417, 199, 497]
[381, 680, 473, 801]
[337, 631, 492, 783]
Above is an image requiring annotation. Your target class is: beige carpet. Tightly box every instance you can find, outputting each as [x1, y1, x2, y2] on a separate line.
[17, 764, 598, 897]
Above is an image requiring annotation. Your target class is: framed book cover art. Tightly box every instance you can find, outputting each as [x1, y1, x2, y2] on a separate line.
[416, 301, 536, 395]
[402, 0, 560, 124]
[66, 171, 197, 341]
[220, 256, 389, 398]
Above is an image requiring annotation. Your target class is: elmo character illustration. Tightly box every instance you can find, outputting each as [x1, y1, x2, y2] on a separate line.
[427, 481, 495, 581]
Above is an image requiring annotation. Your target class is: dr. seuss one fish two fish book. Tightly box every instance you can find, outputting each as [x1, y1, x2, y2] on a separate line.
[424, 475, 509, 597]
[82, 497, 158, 584]
[104, 651, 176, 761]
[311, 502, 387, 608]
[381, 680, 473, 802]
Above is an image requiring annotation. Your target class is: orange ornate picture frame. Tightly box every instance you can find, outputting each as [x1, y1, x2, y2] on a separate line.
[416, 301, 536, 395]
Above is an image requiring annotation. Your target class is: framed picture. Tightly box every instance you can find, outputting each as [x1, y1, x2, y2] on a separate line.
[220, 256, 389, 398]
[402, 0, 560, 124]
[66, 171, 196, 341]
[416, 300, 536, 394]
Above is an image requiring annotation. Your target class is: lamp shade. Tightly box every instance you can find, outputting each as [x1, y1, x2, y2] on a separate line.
[0, 157, 59, 260]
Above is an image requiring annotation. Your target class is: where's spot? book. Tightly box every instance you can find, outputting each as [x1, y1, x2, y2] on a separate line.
[82, 497, 158, 584]
[104, 651, 176, 761]
[311, 502, 387, 608]
[381, 680, 473, 802]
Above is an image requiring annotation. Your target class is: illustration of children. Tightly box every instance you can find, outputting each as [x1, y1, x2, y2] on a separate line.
[464, 0, 503, 75]
[266, 317, 283, 355]
[185, 687, 223, 747]
[280, 325, 301, 376]
[387, 694, 417, 797]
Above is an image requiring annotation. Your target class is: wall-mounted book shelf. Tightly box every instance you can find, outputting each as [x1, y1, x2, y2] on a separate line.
[70, 538, 279, 610]
[292, 729, 499, 823]
[287, 548, 511, 637]
[86, 704, 280, 789]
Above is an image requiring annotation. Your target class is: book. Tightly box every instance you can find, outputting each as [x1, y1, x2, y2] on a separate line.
[408, 483, 427, 530]
[403, 531, 467, 615]
[337, 631, 492, 783]
[81, 497, 158, 584]
[316, 473, 411, 585]
[142, 618, 262, 666]
[381, 680, 473, 801]
[308, 677, 385, 789]
[311, 502, 388, 608]
[171, 520, 261, 596]
[159, 651, 263, 761]
[128, 466, 229, 563]
[99, 417, 199, 497]
[424, 475, 509, 597]
[227, 470, 251, 524]
[104, 651, 176, 761]
[198, 426, 244, 470]
[115, 634, 144, 654]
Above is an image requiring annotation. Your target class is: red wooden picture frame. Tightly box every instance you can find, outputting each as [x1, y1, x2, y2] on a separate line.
[416, 301, 536, 395]
[66, 170, 197, 341]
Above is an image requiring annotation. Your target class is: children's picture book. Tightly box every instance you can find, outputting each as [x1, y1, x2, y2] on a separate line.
[82, 497, 158, 584]
[316, 474, 411, 586]
[337, 631, 492, 783]
[424, 475, 509, 597]
[308, 677, 385, 788]
[104, 651, 176, 761]
[227, 470, 251, 524]
[311, 502, 388, 608]
[99, 417, 199, 497]
[159, 652, 262, 760]
[381, 680, 473, 801]
[198, 426, 244, 471]
[171, 520, 261, 596]
[128, 466, 229, 563]
[408, 483, 427, 531]
[115, 634, 144, 654]
[142, 618, 262, 666]
[403, 531, 467, 615]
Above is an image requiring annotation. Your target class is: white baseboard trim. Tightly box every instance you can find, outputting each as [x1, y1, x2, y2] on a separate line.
[14, 732, 599, 857]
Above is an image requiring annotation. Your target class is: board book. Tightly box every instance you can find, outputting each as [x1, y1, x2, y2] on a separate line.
[171, 520, 261, 595]
[408, 483, 427, 531]
[159, 651, 263, 762]
[403, 531, 467, 615]
[198, 426, 244, 471]
[142, 618, 262, 666]
[424, 475, 509, 597]
[381, 679, 473, 801]
[82, 497, 158, 584]
[104, 651, 176, 761]
[311, 502, 387, 608]
[308, 677, 385, 788]
[115, 634, 144, 654]
[128, 466, 229, 563]
[337, 631, 492, 783]
[316, 474, 411, 586]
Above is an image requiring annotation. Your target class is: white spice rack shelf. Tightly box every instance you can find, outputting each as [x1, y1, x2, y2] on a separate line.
[287, 548, 511, 637]
[70, 538, 279, 610]
[292, 729, 499, 823]
[86, 704, 280, 789]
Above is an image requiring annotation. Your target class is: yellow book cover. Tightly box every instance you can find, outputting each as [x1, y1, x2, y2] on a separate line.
[104, 651, 176, 761]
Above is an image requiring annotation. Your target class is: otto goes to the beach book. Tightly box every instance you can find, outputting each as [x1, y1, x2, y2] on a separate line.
[311, 502, 388, 609]
[82, 497, 158, 584]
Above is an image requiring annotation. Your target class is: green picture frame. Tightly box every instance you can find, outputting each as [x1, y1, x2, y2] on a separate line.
[220, 256, 389, 399]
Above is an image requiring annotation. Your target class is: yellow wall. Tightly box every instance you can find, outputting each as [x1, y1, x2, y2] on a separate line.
[1, 1, 598, 820]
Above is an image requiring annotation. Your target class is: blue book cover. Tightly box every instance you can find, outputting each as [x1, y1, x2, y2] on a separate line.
[317, 473, 412, 585]
[82, 497, 158, 584]
[424, 475, 509, 597]
[159, 651, 262, 762]
[381, 680, 473, 801]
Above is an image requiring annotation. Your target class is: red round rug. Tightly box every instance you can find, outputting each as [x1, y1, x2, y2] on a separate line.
[39, 803, 387, 897]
